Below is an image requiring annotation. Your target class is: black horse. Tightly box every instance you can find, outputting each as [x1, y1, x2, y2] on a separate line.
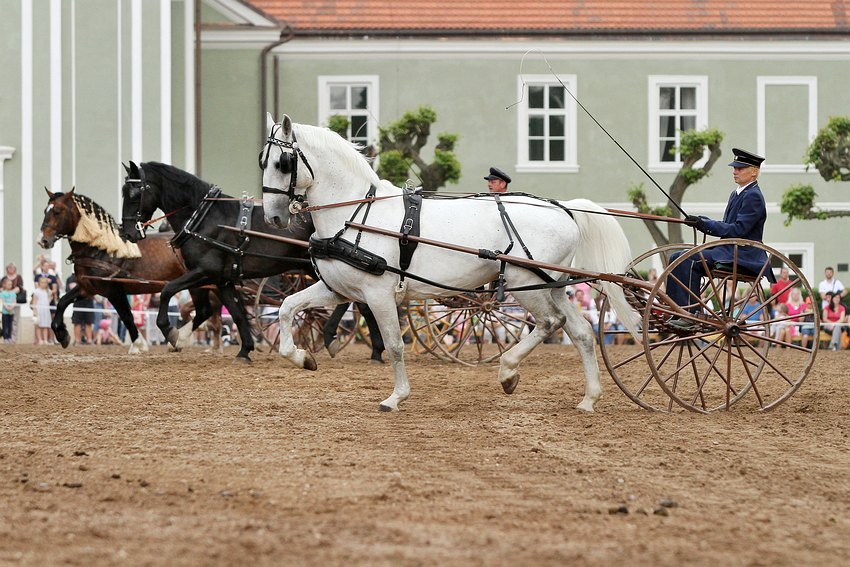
[119, 161, 384, 363]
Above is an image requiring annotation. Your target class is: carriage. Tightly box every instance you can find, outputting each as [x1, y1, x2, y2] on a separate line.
[252, 114, 818, 414]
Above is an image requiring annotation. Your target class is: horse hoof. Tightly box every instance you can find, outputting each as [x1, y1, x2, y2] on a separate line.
[166, 328, 180, 347]
[501, 374, 519, 394]
[378, 404, 394, 412]
[304, 355, 318, 371]
[326, 338, 344, 358]
[59, 335, 70, 349]
[232, 356, 252, 365]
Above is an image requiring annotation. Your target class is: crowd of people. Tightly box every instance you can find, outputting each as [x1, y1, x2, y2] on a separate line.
[3, 248, 850, 352]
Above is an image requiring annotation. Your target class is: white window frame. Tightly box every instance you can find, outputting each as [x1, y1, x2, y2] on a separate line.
[757, 76, 818, 173]
[515, 74, 578, 173]
[765, 241, 814, 284]
[318, 75, 379, 147]
[648, 75, 708, 172]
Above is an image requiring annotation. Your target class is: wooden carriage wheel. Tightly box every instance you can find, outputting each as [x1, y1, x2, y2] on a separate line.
[415, 292, 534, 366]
[641, 240, 817, 413]
[246, 272, 358, 354]
[598, 243, 703, 411]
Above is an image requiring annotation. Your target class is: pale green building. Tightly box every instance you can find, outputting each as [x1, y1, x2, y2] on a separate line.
[2, 0, 849, 293]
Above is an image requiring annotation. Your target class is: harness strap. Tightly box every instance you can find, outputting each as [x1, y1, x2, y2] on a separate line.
[492, 194, 555, 301]
[398, 189, 423, 274]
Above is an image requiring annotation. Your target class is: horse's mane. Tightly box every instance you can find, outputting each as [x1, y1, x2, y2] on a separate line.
[69, 193, 141, 258]
[292, 123, 381, 186]
[144, 161, 212, 191]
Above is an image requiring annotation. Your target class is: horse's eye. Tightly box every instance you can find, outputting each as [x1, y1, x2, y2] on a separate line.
[274, 160, 281, 170]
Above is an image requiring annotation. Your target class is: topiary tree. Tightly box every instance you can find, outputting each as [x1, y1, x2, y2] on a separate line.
[326, 106, 461, 192]
[377, 106, 461, 193]
[628, 128, 724, 247]
[780, 116, 850, 225]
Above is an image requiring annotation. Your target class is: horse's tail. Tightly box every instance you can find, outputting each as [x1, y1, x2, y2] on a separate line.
[567, 199, 641, 343]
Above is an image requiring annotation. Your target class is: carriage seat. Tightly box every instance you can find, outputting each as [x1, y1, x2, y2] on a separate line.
[711, 262, 763, 283]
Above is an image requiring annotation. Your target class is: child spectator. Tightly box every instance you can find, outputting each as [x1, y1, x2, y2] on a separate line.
[94, 318, 123, 345]
[1, 278, 16, 343]
[31, 276, 55, 345]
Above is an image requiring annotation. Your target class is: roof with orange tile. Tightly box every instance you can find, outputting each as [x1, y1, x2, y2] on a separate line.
[245, 0, 850, 35]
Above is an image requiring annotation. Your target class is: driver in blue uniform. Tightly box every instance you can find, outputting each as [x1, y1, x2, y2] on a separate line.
[667, 148, 775, 330]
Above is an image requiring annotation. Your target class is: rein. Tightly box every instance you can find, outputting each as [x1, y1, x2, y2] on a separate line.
[138, 206, 190, 230]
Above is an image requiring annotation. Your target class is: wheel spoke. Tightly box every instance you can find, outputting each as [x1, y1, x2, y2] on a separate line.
[739, 337, 796, 387]
[735, 340, 765, 408]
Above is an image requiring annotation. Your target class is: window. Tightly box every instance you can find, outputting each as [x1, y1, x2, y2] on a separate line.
[766, 242, 814, 284]
[516, 75, 578, 173]
[648, 76, 708, 171]
[318, 76, 379, 146]
[757, 77, 817, 173]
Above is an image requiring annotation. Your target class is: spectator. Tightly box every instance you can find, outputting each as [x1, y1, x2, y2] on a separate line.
[818, 266, 846, 308]
[770, 267, 794, 305]
[1, 262, 25, 343]
[798, 298, 816, 349]
[772, 302, 794, 346]
[30, 276, 55, 345]
[785, 288, 806, 344]
[822, 292, 846, 351]
[131, 294, 150, 341]
[1, 278, 16, 343]
[66, 273, 94, 345]
[94, 318, 123, 345]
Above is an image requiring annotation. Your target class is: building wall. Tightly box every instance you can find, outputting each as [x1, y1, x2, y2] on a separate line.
[249, 38, 850, 282]
[2, 1, 849, 294]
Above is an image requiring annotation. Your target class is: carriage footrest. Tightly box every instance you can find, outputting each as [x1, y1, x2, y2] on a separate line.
[309, 235, 388, 276]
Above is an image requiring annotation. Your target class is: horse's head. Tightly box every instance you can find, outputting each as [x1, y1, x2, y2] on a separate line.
[120, 161, 157, 242]
[259, 113, 315, 229]
[39, 187, 80, 249]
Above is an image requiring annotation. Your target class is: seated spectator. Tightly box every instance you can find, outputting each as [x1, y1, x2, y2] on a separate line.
[94, 318, 123, 345]
[770, 267, 794, 306]
[784, 288, 806, 343]
[822, 292, 846, 351]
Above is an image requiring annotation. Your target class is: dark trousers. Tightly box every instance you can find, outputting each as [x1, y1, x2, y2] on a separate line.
[666, 249, 722, 311]
[1, 313, 13, 340]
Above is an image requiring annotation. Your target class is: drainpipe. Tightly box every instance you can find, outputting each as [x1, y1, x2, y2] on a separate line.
[260, 23, 295, 143]
[194, 0, 202, 175]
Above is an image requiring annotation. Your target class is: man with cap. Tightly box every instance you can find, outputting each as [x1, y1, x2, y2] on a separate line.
[667, 148, 775, 330]
[484, 167, 511, 193]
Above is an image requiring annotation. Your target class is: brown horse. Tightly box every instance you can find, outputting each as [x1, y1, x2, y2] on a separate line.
[38, 187, 220, 353]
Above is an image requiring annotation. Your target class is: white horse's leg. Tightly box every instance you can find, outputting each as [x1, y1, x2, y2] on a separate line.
[499, 290, 567, 395]
[175, 321, 195, 350]
[363, 295, 409, 412]
[554, 289, 603, 412]
[128, 335, 150, 355]
[277, 281, 346, 370]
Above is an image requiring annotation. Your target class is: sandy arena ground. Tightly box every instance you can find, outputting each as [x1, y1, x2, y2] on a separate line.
[0, 341, 848, 566]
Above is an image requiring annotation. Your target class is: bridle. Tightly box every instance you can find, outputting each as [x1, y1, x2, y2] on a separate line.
[121, 165, 153, 239]
[258, 123, 315, 214]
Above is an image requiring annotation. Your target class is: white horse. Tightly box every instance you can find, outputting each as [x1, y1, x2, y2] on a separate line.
[260, 113, 639, 412]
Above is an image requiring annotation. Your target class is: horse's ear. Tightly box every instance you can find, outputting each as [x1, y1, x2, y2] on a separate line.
[266, 112, 275, 133]
[122, 162, 130, 174]
[44, 186, 54, 198]
[129, 161, 139, 175]
[68, 186, 76, 196]
[282, 115, 292, 139]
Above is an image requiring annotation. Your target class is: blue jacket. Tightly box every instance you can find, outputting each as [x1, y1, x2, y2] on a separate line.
[700, 181, 775, 281]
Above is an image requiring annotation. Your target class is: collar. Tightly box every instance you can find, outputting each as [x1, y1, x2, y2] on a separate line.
[734, 180, 756, 195]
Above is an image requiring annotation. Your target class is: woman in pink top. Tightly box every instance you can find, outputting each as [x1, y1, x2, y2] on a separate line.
[822, 292, 846, 350]
[782, 288, 806, 342]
